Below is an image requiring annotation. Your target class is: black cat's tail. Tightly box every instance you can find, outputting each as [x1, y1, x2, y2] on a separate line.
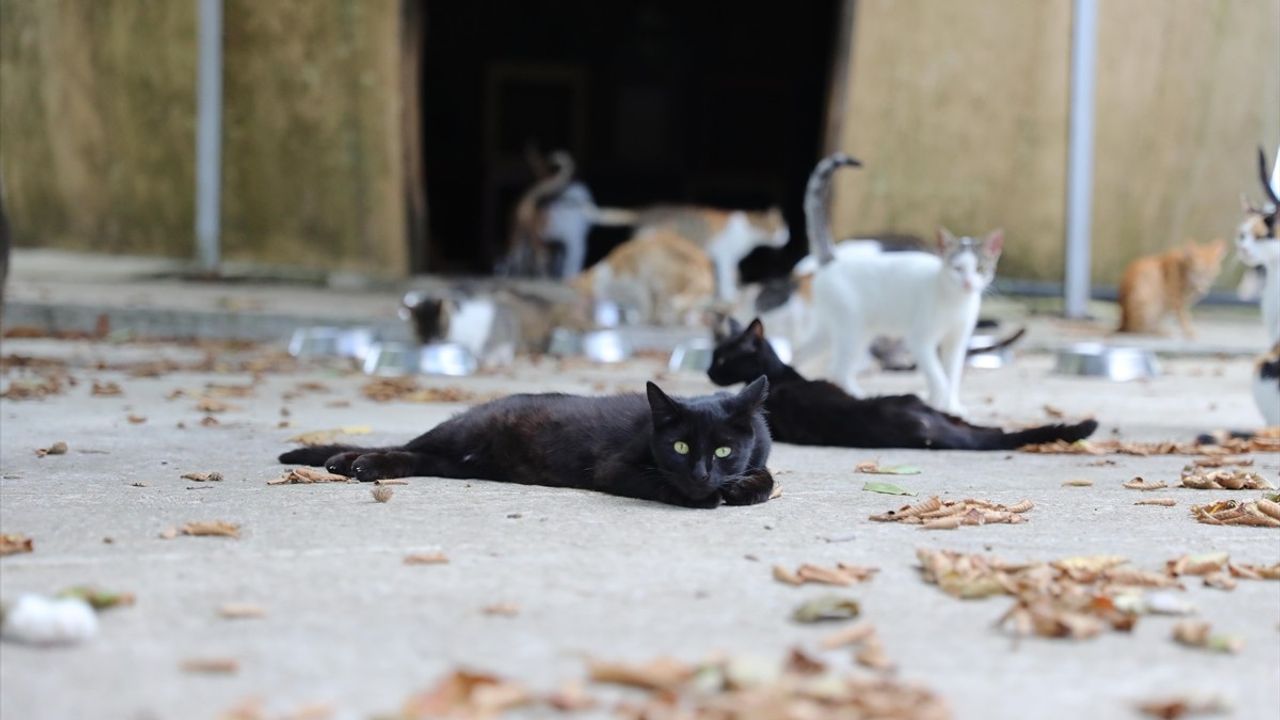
[278, 444, 391, 466]
[994, 419, 1098, 451]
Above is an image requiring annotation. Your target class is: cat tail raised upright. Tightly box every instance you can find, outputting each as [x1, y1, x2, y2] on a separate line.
[804, 153, 862, 266]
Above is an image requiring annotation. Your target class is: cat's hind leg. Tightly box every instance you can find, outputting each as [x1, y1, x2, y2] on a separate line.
[910, 339, 950, 410]
[829, 332, 870, 396]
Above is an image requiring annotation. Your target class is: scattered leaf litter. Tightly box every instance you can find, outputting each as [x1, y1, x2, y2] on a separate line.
[1062, 479, 1094, 487]
[182, 471, 223, 483]
[57, 586, 135, 610]
[167, 521, 241, 538]
[218, 603, 266, 620]
[1021, 435, 1280, 456]
[1134, 498, 1177, 507]
[870, 497, 1033, 529]
[1190, 499, 1280, 528]
[181, 657, 240, 674]
[268, 467, 350, 485]
[90, 381, 123, 397]
[1135, 694, 1231, 719]
[481, 603, 520, 617]
[362, 378, 480, 403]
[862, 481, 916, 496]
[1179, 467, 1274, 490]
[772, 562, 878, 587]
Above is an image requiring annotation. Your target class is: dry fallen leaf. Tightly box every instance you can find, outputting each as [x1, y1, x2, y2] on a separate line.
[1135, 498, 1177, 507]
[0, 533, 34, 557]
[481, 603, 519, 617]
[1043, 404, 1065, 418]
[1124, 477, 1168, 491]
[375, 478, 409, 486]
[855, 461, 921, 476]
[180, 521, 241, 538]
[362, 378, 479, 404]
[1166, 553, 1229, 577]
[545, 680, 596, 712]
[1062, 478, 1094, 487]
[268, 467, 350, 485]
[372, 486, 394, 503]
[791, 594, 861, 623]
[588, 657, 695, 691]
[182, 471, 224, 483]
[772, 562, 878, 587]
[181, 657, 239, 674]
[58, 586, 135, 610]
[218, 602, 266, 619]
[1135, 694, 1231, 719]
[35, 441, 68, 457]
[404, 552, 448, 565]
[1171, 620, 1242, 653]
[127, 414, 147, 424]
[91, 380, 123, 397]
[820, 621, 877, 649]
[871, 496, 1032, 529]
[1023, 435, 1280, 456]
[195, 397, 236, 413]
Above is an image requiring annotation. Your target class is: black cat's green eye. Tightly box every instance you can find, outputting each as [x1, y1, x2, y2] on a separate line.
[714, 446, 732, 458]
[673, 441, 690, 455]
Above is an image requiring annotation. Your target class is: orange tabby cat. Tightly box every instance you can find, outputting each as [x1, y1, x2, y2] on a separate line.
[1117, 239, 1227, 337]
[572, 229, 715, 326]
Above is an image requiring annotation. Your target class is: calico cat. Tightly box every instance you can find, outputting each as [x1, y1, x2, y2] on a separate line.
[1236, 147, 1280, 344]
[1116, 238, 1227, 338]
[709, 318, 1098, 450]
[801, 153, 1003, 414]
[401, 286, 587, 361]
[279, 379, 775, 508]
[571, 228, 715, 326]
[604, 206, 789, 301]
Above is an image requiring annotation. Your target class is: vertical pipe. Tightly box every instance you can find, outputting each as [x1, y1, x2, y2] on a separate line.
[195, 0, 223, 272]
[1064, 0, 1098, 318]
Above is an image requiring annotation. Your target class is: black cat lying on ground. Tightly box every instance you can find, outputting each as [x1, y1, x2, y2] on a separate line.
[280, 379, 774, 508]
[708, 319, 1098, 450]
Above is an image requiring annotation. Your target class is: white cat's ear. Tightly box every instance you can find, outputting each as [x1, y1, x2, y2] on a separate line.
[985, 229, 1005, 255]
[733, 376, 769, 413]
[1241, 193, 1255, 213]
[646, 382, 682, 425]
[746, 318, 765, 341]
[936, 227, 956, 250]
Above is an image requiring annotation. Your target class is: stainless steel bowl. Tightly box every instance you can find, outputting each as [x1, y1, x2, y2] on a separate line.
[1053, 343, 1160, 381]
[362, 341, 418, 375]
[582, 330, 632, 363]
[668, 338, 716, 372]
[418, 343, 479, 376]
[289, 326, 380, 360]
[966, 332, 1011, 370]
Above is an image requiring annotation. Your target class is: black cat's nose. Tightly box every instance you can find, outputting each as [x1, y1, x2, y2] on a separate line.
[691, 466, 710, 483]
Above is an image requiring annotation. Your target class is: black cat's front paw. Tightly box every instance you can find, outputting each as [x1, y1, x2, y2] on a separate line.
[350, 451, 418, 482]
[325, 451, 363, 477]
[721, 468, 775, 506]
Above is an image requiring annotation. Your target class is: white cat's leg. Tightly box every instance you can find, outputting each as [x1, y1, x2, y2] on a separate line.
[560, 230, 587, 279]
[909, 339, 949, 409]
[828, 332, 867, 396]
[939, 332, 969, 415]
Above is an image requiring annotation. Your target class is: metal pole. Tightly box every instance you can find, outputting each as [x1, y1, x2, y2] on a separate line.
[1064, 0, 1097, 319]
[195, 0, 223, 272]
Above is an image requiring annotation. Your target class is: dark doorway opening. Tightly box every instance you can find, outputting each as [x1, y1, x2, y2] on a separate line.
[419, 0, 841, 280]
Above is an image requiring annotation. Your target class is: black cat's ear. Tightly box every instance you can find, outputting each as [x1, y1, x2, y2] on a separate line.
[730, 376, 768, 415]
[646, 381, 683, 426]
[746, 318, 765, 341]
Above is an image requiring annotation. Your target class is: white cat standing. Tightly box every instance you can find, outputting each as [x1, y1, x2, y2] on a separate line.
[801, 154, 1002, 414]
[1236, 147, 1280, 345]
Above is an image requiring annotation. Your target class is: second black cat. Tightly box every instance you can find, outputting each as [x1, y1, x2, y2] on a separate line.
[279, 379, 774, 509]
[708, 319, 1098, 450]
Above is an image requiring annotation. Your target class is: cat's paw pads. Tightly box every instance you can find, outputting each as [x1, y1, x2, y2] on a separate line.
[324, 451, 362, 477]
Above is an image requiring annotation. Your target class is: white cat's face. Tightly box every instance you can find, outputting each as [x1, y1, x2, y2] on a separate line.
[939, 229, 1003, 293]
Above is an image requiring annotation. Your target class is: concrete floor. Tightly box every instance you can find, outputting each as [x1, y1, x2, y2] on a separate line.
[1, 333, 1278, 719]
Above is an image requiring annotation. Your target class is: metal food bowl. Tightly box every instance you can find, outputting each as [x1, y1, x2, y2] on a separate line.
[361, 341, 417, 375]
[289, 326, 380, 360]
[418, 343, 479, 376]
[581, 330, 632, 363]
[967, 332, 1012, 370]
[1053, 343, 1160, 381]
[669, 338, 716, 372]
